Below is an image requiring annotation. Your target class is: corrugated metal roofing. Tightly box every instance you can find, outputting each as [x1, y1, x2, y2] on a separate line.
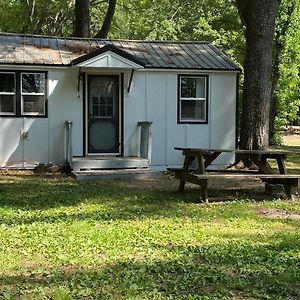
[0, 32, 241, 71]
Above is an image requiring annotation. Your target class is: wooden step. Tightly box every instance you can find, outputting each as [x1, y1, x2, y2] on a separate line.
[72, 168, 160, 180]
[72, 156, 149, 172]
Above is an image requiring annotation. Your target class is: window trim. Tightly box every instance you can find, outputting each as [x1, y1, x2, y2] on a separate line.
[0, 72, 16, 116]
[177, 74, 209, 124]
[21, 72, 46, 116]
[0, 70, 48, 118]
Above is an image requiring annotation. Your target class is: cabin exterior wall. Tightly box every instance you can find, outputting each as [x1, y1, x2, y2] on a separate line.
[0, 68, 83, 167]
[0, 67, 237, 169]
[124, 70, 237, 169]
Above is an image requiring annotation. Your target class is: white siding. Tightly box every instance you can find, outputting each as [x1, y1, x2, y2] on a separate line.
[165, 73, 186, 166]
[48, 69, 83, 165]
[124, 71, 237, 169]
[23, 118, 49, 167]
[146, 72, 167, 165]
[0, 68, 83, 167]
[123, 72, 146, 157]
[0, 118, 23, 167]
[210, 73, 236, 166]
[0, 66, 236, 169]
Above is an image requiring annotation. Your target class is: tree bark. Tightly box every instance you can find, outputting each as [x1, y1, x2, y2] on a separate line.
[236, 0, 278, 151]
[74, 0, 90, 37]
[94, 0, 117, 38]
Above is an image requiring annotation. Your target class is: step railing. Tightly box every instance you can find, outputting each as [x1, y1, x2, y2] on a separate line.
[65, 120, 73, 168]
[137, 121, 152, 162]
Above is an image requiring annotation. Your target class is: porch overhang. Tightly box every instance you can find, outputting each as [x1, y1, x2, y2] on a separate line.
[71, 44, 145, 69]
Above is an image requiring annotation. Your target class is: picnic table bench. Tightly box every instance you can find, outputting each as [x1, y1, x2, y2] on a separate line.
[168, 147, 300, 202]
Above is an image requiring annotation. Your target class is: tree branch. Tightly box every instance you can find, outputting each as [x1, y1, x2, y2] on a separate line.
[94, 0, 117, 38]
[235, 0, 249, 26]
[90, 0, 107, 7]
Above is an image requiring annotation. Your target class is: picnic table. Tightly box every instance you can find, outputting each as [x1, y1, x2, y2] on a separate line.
[169, 147, 300, 202]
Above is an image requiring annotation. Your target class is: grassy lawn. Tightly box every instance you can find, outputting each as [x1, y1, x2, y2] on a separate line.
[0, 144, 299, 299]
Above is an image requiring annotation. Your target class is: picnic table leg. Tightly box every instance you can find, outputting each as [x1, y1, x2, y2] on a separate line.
[179, 180, 185, 192]
[196, 153, 205, 174]
[283, 184, 293, 200]
[201, 180, 208, 203]
[179, 155, 193, 192]
[276, 157, 294, 199]
[194, 154, 208, 202]
[260, 154, 292, 199]
[261, 154, 273, 194]
[276, 157, 287, 174]
[204, 151, 222, 168]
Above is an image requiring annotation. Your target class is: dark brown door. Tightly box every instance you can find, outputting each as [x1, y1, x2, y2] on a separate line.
[87, 75, 120, 154]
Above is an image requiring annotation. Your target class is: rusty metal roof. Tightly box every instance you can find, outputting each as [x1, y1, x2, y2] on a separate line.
[0, 33, 241, 71]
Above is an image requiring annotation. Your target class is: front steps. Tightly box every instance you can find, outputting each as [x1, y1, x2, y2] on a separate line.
[72, 156, 149, 172]
[72, 168, 160, 180]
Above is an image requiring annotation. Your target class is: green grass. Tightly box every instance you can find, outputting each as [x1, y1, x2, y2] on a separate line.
[283, 145, 300, 174]
[0, 146, 299, 299]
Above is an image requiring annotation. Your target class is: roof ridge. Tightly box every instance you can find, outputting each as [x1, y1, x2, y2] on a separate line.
[0, 32, 211, 44]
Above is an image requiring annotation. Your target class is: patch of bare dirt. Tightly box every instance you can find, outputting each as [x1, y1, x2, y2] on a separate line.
[0, 169, 71, 179]
[282, 134, 300, 144]
[282, 126, 300, 146]
[257, 208, 300, 220]
[121, 172, 263, 191]
[120, 172, 279, 202]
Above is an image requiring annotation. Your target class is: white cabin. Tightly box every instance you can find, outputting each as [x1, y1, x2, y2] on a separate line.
[0, 33, 240, 171]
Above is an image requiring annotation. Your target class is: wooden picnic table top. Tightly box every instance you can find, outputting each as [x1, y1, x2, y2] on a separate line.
[174, 147, 287, 156]
[171, 146, 299, 201]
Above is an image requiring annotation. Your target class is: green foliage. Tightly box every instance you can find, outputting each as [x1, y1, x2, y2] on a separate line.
[106, 0, 244, 64]
[0, 0, 244, 64]
[0, 0, 298, 137]
[192, 0, 244, 64]
[0, 0, 74, 36]
[275, 0, 300, 130]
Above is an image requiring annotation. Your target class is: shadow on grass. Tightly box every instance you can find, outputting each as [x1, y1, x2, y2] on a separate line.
[0, 174, 298, 226]
[1, 237, 300, 299]
[0, 174, 295, 226]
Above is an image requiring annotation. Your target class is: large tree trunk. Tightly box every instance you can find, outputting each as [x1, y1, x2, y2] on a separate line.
[74, 0, 90, 37]
[95, 0, 117, 38]
[236, 0, 278, 151]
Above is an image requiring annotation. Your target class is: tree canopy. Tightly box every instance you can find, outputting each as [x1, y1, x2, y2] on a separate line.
[0, 0, 298, 143]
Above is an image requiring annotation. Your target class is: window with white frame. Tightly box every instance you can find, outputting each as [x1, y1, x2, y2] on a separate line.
[178, 75, 208, 123]
[0, 72, 15, 115]
[0, 71, 47, 117]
